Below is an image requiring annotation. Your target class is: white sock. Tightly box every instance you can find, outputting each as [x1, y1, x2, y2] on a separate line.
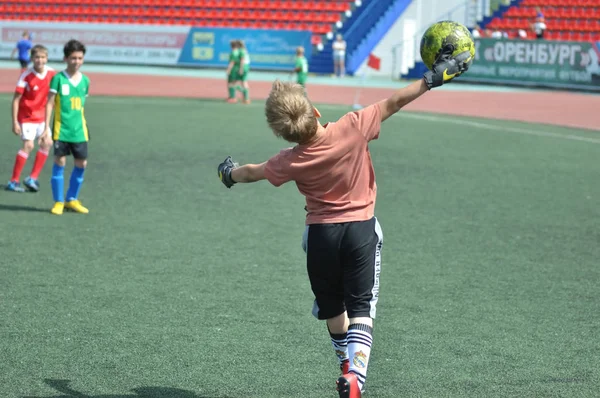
[347, 323, 373, 390]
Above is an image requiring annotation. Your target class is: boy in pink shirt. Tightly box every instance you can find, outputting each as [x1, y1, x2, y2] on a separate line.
[218, 46, 471, 397]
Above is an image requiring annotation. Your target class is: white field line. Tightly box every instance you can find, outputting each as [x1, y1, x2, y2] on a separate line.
[397, 113, 600, 144]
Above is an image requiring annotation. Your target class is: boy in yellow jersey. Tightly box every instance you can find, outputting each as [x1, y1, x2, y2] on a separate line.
[44, 39, 91, 215]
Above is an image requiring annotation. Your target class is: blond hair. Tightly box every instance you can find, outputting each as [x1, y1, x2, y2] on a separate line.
[265, 80, 317, 144]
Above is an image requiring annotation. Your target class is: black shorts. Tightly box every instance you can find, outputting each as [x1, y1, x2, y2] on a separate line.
[19, 59, 28, 68]
[54, 141, 88, 159]
[305, 217, 383, 320]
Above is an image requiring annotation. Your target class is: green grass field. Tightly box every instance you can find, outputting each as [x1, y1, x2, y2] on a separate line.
[1, 94, 599, 398]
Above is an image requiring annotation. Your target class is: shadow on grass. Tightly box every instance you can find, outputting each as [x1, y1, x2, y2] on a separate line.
[0, 203, 49, 212]
[23, 379, 237, 398]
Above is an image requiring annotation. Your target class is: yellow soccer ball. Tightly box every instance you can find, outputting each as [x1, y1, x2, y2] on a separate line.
[420, 20, 475, 70]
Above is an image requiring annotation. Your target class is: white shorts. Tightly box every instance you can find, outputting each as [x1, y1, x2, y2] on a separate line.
[333, 52, 345, 62]
[21, 122, 46, 141]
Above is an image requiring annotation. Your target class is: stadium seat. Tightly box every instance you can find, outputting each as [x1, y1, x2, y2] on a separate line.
[481, 0, 600, 41]
[0, 0, 354, 39]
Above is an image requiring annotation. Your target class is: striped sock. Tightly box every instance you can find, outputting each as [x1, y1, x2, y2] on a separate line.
[347, 323, 373, 391]
[329, 330, 349, 370]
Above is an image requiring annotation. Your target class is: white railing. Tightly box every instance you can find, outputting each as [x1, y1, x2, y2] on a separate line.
[390, 0, 493, 78]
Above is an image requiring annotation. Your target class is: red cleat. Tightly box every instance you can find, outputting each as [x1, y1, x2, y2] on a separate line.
[336, 373, 361, 398]
[340, 359, 350, 375]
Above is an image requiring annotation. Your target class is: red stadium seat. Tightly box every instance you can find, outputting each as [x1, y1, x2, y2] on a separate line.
[480, 2, 600, 42]
[0, 0, 358, 46]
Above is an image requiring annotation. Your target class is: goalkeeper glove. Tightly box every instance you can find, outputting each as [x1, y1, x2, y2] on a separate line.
[218, 156, 238, 189]
[423, 44, 473, 90]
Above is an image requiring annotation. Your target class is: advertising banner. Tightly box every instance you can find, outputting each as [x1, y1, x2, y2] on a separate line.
[177, 28, 312, 70]
[0, 21, 188, 65]
[461, 38, 600, 91]
[0, 22, 313, 71]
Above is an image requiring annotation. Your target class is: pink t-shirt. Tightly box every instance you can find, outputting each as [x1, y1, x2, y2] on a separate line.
[264, 103, 382, 225]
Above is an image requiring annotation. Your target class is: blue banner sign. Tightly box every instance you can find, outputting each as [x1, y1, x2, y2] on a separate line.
[178, 28, 312, 70]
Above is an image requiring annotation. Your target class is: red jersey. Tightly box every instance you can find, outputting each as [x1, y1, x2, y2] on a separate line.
[15, 67, 55, 124]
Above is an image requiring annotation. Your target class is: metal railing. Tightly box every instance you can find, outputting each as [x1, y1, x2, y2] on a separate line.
[390, 0, 492, 79]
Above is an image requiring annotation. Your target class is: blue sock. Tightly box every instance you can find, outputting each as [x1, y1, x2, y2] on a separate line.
[66, 166, 85, 202]
[51, 164, 65, 203]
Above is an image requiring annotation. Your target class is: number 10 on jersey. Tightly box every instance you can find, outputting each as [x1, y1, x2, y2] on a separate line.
[70, 97, 82, 110]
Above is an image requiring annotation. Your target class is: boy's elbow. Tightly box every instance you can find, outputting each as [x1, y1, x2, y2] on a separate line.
[392, 98, 404, 112]
[382, 98, 401, 120]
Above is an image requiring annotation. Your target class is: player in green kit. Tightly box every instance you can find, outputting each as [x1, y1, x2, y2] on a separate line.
[226, 40, 251, 104]
[293, 46, 309, 87]
[44, 39, 91, 215]
[226, 40, 240, 103]
[237, 40, 251, 104]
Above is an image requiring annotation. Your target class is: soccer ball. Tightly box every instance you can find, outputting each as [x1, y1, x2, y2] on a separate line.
[420, 20, 475, 71]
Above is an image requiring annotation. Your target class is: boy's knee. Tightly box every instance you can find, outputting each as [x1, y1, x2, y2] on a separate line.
[39, 136, 53, 151]
[54, 156, 67, 167]
[22, 140, 34, 153]
[74, 158, 87, 168]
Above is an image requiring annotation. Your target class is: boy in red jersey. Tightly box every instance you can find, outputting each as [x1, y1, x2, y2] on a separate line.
[6, 44, 55, 192]
[217, 47, 471, 397]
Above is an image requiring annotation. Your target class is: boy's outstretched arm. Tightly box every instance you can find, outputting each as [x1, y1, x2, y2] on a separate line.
[379, 47, 473, 122]
[379, 79, 429, 122]
[218, 156, 266, 188]
[232, 162, 266, 183]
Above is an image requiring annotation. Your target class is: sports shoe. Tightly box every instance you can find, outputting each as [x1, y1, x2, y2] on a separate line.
[23, 177, 40, 192]
[5, 181, 25, 192]
[65, 200, 89, 214]
[242, 99, 251, 104]
[336, 373, 361, 398]
[226, 98, 237, 104]
[51, 202, 64, 215]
